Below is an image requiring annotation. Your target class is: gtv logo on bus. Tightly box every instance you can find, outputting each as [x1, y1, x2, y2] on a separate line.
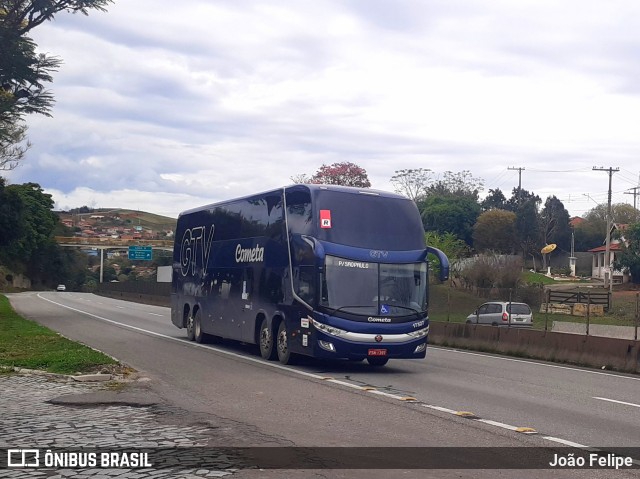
[180, 225, 214, 277]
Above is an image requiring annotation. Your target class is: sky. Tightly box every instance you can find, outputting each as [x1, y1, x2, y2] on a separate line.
[5, 0, 640, 219]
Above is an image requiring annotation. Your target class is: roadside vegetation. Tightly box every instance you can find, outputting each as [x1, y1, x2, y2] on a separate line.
[0, 295, 118, 374]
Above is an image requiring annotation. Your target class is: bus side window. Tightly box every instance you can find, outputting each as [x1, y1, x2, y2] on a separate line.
[295, 266, 315, 304]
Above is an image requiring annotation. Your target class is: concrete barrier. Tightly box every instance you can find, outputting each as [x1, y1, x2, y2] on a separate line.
[429, 321, 640, 374]
[95, 290, 170, 307]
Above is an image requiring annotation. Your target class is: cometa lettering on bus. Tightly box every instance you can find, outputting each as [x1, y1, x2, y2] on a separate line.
[235, 244, 264, 263]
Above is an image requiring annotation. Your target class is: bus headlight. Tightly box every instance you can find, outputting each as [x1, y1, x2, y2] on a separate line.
[407, 326, 429, 339]
[312, 319, 347, 337]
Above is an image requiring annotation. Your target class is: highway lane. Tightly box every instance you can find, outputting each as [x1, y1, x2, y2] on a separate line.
[6, 292, 640, 466]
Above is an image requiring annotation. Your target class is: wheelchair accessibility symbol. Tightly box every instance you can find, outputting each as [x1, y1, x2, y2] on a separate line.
[380, 304, 390, 314]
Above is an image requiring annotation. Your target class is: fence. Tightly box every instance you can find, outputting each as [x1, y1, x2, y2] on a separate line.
[547, 289, 610, 311]
[431, 284, 640, 339]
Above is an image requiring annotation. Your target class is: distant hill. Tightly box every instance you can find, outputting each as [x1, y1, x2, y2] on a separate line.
[56, 208, 177, 236]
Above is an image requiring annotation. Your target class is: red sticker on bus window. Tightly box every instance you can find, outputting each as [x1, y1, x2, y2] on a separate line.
[320, 210, 332, 228]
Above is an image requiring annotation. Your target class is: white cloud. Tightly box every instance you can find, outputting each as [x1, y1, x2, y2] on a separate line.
[4, 0, 640, 219]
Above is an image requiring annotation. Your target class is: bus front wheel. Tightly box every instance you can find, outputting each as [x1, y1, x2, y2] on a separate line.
[277, 321, 292, 365]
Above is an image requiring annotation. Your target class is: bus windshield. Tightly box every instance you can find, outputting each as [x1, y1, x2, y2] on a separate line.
[321, 255, 428, 317]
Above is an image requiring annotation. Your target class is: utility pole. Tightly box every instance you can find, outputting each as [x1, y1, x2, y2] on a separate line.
[508, 166, 525, 202]
[593, 166, 619, 292]
[624, 186, 640, 210]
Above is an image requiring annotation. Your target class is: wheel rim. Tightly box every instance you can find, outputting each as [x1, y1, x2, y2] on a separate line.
[195, 316, 201, 338]
[277, 329, 288, 356]
[187, 316, 194, 335]
[260, 327, 271, 352]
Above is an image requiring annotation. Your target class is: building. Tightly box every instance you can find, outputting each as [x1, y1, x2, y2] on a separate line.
[588, 224, 630, 284]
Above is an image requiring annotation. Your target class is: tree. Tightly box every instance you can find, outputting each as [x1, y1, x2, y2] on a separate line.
[425, 170, 484, 200]
[289, 173, 311, 184]
[613, 223, 640, 284]
[505, 187, 540, 212]
[425, 231, 469, 282]
[513, 196, 541, 261]
[390, 168, 433, 202]
[0, 122, 30, 170]
[573, 219, 606, 251]
[573, 203, 640, 253]
[419, 195, 481, 246]
[1, 0, 113, 169]
[1, 182, 58, 268]
[472, 209, 517, 254]
[0, 177, 23, 256]
[480, 188, 507, 211]
[309, 162, 371, 187]
[584, 203, 640, 232]
[539, 196, 571, 252]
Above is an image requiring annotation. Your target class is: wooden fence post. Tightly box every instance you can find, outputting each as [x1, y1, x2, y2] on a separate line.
[635, 293, 638, 342]
[545, 288, 550, 332]
[586, 291, 591, 336]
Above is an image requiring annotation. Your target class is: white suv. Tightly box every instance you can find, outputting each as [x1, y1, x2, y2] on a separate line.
[56, 284, 66, 292]
[466, 301, 533, 327]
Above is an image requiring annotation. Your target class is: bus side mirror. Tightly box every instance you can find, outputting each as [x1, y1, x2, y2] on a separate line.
[426, 246, 450, 282]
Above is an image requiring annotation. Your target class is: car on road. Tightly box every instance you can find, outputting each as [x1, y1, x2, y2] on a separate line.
[56, 284, 66, 292]
[466, 301, 533, 327]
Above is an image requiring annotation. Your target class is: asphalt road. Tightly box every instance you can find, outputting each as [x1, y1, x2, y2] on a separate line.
[6, 291, 640, 477]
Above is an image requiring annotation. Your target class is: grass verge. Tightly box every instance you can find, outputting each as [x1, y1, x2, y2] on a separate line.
[0, 294, 118, 374]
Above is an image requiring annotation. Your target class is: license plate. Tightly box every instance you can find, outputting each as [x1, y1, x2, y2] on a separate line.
[368, 349, 387, 357]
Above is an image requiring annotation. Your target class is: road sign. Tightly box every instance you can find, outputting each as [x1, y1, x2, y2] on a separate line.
[128, 245, 153, 260]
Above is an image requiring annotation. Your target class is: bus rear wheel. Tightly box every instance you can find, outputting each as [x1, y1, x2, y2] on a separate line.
[367, 357, 389, 367]
[277, 321, 293, 365]
[186, 313, 195, 341]
[259, 318, 277, 360]
[194, 310, 208, 344]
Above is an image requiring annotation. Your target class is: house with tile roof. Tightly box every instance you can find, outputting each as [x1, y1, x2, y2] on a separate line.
[588, 223, 630, 284]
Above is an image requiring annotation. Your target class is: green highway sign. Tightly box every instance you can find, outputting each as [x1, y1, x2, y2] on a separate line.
[128, 245, 153, 260]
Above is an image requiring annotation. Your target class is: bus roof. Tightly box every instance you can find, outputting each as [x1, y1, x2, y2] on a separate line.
[178, 184, 411, 217]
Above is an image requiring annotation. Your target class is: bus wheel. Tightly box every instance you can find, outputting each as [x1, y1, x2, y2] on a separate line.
[367, 357, 389, 367]
[259, 318, 277, 360]
[276, 321, 292, 365]
[194, 310, 207, 344]
[186, 313, 195, 341]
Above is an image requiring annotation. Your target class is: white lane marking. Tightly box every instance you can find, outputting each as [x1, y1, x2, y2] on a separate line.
[36, 293, 330, 384]
[593, 397, 640, 409]
[32, 292, 614, 452]
[477, 419, 521, 431]
[541, 436, 590, 448]
[430, 346, 640, 382]
[147, 312, 163, 317]
[421, 404, 458, 414]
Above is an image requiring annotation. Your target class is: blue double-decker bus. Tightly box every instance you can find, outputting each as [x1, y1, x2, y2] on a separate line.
[171, 184, 449, 366]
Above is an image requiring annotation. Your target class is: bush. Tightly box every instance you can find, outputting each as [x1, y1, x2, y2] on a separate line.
[459, 254, 523, 295]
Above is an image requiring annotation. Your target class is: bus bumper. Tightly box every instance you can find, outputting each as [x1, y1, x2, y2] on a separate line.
[306, 331, 428, 360]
